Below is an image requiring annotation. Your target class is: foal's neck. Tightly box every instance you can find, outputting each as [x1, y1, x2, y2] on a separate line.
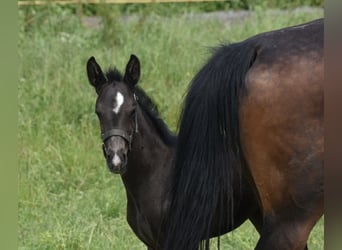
[122, 106, 174, 187]
[119, 106, 174, 247]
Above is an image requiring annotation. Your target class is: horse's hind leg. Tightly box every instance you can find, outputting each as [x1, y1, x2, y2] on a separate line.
[240, 129, 323, 250]
[249, 207, 311, 249]
[240, 136, 323, 250]
[240, 106, 323, 249]
[255, 208, 322, 250]
[248, 201, 313, 250]
[242, 145, 323, 250]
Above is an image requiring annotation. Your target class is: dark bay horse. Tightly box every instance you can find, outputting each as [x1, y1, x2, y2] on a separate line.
[165, 18, 323, 250]
[87, 55, 263, 249]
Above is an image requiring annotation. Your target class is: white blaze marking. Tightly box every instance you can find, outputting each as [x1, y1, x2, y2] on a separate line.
[113, 154, 121, 167]
[113, 92, 124, 114]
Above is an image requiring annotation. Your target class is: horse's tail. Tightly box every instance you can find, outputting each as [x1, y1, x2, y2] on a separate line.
[164, 43, 257, 250]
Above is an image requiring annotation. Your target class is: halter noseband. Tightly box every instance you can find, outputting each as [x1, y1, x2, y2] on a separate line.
[101, 129, 132, 144]
[101, 94, 138, 151]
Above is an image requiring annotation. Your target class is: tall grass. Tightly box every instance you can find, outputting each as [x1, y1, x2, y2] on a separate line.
[18, 5, 324, 249]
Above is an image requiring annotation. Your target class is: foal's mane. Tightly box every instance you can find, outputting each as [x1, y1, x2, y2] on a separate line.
[105, 68, 176, 146]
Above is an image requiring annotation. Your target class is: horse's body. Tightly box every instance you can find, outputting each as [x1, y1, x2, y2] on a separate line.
[87, 56, 263, 249]
[165, 19, 323, 250]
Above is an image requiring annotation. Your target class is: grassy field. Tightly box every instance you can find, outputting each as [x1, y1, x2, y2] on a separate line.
[18, 4, 324, 250]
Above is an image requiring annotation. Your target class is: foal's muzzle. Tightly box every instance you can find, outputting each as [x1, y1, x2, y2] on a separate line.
[100, 117, 137, 174]
[102, 133, 129, 174]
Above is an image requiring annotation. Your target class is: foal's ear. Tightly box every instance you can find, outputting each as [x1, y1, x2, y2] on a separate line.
[87, 56, 107, 94]
[124, 54, 140, 87]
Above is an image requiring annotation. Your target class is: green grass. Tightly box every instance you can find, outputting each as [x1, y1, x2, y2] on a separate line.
[19, 5, 324, 249]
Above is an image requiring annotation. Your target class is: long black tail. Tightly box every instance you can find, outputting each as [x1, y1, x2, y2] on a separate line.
[164, 42, 257, 250]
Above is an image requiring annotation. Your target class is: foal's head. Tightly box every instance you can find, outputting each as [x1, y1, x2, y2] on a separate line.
[87, 55, 140, 174]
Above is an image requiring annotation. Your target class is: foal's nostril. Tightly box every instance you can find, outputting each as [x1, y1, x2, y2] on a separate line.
[102, 144, 115, 163]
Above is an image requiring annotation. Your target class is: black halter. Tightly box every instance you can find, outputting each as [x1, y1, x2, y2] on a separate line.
[101, 94, 139, 151]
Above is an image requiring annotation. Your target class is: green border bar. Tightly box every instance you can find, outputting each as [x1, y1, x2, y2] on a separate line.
[0, 1, 18, 249]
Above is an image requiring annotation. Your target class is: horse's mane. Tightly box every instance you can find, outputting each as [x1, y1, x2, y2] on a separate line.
[105, 68, 176, 147]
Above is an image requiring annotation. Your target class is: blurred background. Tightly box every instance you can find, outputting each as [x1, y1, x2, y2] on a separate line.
[18, 1, 324, 249]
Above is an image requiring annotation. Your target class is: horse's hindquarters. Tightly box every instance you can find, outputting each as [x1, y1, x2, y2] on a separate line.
[239, 37, 323, 249]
